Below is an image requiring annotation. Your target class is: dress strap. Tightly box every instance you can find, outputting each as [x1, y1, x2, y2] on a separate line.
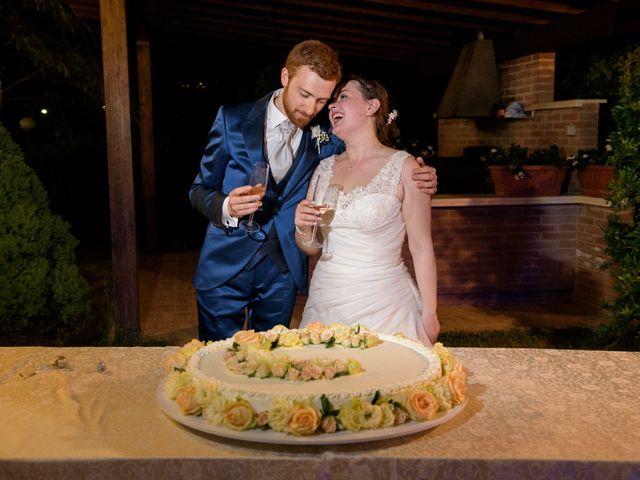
[377, 150, 409, 195]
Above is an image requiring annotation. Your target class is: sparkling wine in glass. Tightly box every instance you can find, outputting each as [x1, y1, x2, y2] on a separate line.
[303, 178, 328, 248]
[239, 162, 269, 234]
[318, 184, 342, 260]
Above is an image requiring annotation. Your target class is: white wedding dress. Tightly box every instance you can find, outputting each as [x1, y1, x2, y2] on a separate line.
[300, 150, 432, 345]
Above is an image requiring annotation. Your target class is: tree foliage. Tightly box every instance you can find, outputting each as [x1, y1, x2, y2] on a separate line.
[0, 122, 90, 342]
[0, 0, 102, 103]
[601, 47, 640, 350]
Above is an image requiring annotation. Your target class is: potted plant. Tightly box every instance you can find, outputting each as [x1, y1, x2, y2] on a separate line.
[484, 143, 570, 196]
[569, 146, 615, 198]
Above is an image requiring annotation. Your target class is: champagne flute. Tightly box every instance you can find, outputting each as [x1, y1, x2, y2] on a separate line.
[318, 184, 342, 260]
[303, 177, 327, 248]
[239, 162, 269, 234]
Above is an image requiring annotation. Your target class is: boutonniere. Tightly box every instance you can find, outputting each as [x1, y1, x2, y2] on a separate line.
[311, 125, 331, 154]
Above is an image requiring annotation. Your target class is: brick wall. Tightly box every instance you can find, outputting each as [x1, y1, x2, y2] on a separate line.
[574, 205, 617, 309]
[137, 202, 616, 334]
[426, 203, 577, 305]
[437, 52, 605, 158]
[403, 200, 615, 309]
[499, 53, 555, 106]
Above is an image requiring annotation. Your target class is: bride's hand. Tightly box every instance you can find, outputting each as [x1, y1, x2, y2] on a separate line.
[294, 199, 319, 235]
[422, 311, 440, 344]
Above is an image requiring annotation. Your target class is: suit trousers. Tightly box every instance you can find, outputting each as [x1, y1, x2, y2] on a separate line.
[196, 255, 298, 341]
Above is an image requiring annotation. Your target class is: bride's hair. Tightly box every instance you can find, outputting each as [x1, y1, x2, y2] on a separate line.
[339, 75, 400, 147]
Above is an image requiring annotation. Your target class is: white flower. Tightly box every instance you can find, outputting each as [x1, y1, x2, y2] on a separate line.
[311, 125, 331, 153]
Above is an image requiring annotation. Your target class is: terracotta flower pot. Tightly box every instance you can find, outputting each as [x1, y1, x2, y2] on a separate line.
[578, 165, 615, 198]
[489, 165, 569, 197]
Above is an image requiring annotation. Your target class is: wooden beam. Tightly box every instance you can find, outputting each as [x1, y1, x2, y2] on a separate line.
[136, 33, 157, 251]
[150, 3, 456, 47]
[99, 0, 140, 336]
[471, 0, 586, 14]
[152, 19, 433, 61]
[361, 0, 551, 24]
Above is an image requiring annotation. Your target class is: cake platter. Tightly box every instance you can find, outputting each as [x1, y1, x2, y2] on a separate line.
[157, 382, 466, 445]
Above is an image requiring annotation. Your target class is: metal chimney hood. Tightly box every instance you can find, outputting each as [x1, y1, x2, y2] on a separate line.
[437, 33, 501, 118]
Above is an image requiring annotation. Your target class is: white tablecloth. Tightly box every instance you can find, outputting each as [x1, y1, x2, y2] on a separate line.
[1, 346, 638, 479]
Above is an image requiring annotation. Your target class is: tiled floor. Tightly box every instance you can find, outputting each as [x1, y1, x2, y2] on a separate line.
[136, 252, 609, 345]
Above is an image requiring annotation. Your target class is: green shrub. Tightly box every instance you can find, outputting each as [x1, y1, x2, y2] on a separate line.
[0, 123, 90, 343]
[601, 47, 640, 350]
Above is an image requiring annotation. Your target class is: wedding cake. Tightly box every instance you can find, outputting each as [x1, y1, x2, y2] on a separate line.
[163, 323, 466, 436]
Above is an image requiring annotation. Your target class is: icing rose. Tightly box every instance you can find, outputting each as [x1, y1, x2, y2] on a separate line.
[298, 330, 311, 345]
[268, 399, 293, 431]
[175, 385, 201, 415]
[320, 328, 334, 342]
[233, 330, 261, 346]
[321, 415, 337, 433]
[165, 352, 187, 372]
[223, 399, 256, 431]
[379, 403, 395, 428]
[334, 360, 348, 374]
[202, 393, 227, 426]
[263, 329, 279, 343]
[301, 363, 323, 381]
[350, 333, 363, 347]
[255, 364, 270, 378]
[447, 363, 467, 404]
[305, 322, 325, 333]
[257, 411, 269, 428]
[406, 390, 439, 421]
[309, 331, 321, 345]
[338, 398, 366, 432]
[194, 378, 219, 406]
[271, 362, 288, 378]
[285, 402, 321, 436]
[347, 358, 363, 375]
[287, 367, 300, 381]
[323, 367, 336, 379]
[393, 407, 408, 425]
[163, 371, 193, 399]
[279, 330, 302, 347]
[361, 404, 384, 430]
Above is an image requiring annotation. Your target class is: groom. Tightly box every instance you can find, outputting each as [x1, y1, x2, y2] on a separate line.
[190, 40, 438, 341]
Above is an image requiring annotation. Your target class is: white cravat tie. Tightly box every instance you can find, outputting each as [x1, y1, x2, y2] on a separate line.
[270, 120, 297, 183]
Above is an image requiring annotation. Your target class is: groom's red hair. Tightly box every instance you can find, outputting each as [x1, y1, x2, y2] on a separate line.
[285, 40, 342, 83]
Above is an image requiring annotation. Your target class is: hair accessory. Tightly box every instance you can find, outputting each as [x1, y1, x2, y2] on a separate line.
[386, 109, 398, 126]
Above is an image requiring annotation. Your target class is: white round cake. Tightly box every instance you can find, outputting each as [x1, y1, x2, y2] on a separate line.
[163, 324, 466, 436]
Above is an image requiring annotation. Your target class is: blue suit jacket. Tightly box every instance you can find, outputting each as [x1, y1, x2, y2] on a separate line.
[190, 91, 343, 294]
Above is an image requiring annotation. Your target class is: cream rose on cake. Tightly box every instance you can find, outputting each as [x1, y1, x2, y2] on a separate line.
[223, 399, 256, 431]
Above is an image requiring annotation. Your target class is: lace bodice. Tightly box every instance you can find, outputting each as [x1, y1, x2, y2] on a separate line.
[310, 150, 408, 230]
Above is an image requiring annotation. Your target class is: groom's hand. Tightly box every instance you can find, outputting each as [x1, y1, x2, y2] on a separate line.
[413, 157, 438, 195]
[227, 185, 262, 218]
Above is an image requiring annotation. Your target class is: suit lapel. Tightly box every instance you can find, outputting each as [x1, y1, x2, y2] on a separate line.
[242, 93, 270, 167]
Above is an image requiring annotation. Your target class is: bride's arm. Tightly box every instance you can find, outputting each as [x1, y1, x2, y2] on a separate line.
[400, 156, 440, 344]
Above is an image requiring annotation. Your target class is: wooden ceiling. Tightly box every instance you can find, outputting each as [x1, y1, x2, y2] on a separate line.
[64, 0, 636, 64]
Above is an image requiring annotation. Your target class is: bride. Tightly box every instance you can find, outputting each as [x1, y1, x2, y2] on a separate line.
[294, 75, 439, 345]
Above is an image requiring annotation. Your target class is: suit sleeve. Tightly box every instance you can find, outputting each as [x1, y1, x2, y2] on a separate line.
[189, 106, 231, 227]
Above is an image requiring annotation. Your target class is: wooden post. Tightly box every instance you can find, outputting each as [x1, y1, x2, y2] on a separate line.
[100, 0, 140, 336]
[136, 32, 158, 251]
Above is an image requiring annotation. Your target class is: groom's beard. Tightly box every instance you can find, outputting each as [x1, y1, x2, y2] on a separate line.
[282, 95, 314, 129]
